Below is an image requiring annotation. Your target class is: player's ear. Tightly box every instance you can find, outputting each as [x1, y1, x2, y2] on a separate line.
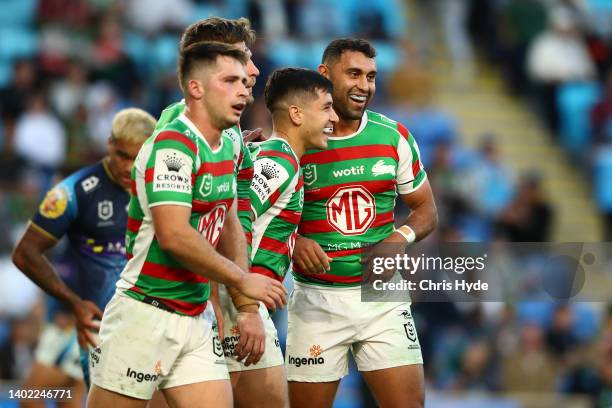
[318, 64, 329, 79]
[288, 105, 302, 126]
[186, 78, 204, 100]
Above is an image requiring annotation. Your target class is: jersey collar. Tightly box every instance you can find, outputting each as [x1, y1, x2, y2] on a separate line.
[328, 111, 368, 141]
[178, 113, 224, 154]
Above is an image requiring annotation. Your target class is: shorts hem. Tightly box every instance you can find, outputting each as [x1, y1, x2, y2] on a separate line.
[357, 358, 423, 372]
[227, 360, 284, 373]
[286, 374, 346, 383]
[91, 380, 151, 400]
[159, 373, 230, 390]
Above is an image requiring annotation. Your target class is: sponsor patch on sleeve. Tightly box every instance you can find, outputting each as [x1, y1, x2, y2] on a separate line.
[152, 148, 193, 194]
[251, 158, 289, 203]
[39, 187, 68, 219]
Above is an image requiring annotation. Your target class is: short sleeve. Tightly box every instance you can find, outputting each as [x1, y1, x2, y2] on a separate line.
[249, 157, 292, 219]
[31, 181, 78, 240]
[396, 122, 427, 194]
[145, 131, 196, 208]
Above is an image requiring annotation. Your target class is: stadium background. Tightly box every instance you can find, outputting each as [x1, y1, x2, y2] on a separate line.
[0, 0, 611, 407]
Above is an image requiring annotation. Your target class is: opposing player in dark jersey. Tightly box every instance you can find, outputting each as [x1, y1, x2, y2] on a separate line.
[87, 42, 286, 408]
[289, 39, 438, 408]
[12, 108, 156, 407]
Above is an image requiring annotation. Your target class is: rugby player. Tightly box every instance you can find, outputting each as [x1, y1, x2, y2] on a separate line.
[289, 38, 438, 408]
[217, 67, 337, 407]
[154, 17, 288, 406]
[12, 107, 156, 407]
[87, 42, 286, 408]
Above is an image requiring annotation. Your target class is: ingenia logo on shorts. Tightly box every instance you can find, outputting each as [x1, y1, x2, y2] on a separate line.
[126, 361, 162, 383]
[288, 345, 325, 367]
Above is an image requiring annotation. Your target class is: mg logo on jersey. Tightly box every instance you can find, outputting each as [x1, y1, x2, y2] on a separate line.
[197, 203, 227, 246]
[326, 186, 375, 235]
[303, 164, 317, 186]
[98, 200, 113, 220]
[199, 173, 213, 197]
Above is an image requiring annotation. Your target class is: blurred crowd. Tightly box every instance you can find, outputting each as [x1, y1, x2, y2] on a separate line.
[0, 0, 610, 407]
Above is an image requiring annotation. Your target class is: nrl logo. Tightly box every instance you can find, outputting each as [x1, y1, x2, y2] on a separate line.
[303, 163, 317, 186]
[199, 173, 213, 197]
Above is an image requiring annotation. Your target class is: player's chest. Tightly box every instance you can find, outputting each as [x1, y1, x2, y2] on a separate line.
[76, 189, 129, 237]
[303, 155, 397, 190]
[191, 155, 236, 203]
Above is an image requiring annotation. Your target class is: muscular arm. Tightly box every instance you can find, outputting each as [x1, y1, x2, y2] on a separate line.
[397, 178, 438, 241]
[12, 225, 81, 307]
[216, 199, 249, 273]
[12, 225, 103, 347]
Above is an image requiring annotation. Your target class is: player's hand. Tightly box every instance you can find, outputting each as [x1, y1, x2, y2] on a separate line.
[362, 232, 408, 284]
[71, 299, 103, 348]
[293, 236, 332, 274]
[236, 274, 287, 311]
[234, 311, 265, 366]
[242, 128, 268, 143]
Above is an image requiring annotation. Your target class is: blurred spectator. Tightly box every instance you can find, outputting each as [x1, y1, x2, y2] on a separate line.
[125, 0, 192, 34]
[49, 60, 89, 120]
[498, 173, 553, 242]
[428, 142, 469, 228]
[496, 0, 547, 93]
[593, 142, 612, 241]
[85, 81, 120, 154]
[592, 68, 612, 144]
[439, 0, 475, 82]
[14, 92, 66, 195]
[461, 135, 515, 219]
[527, 6, 596, 134]
[501, 323, 558, 392]
[0, 59, 37, 123]
[546, 304, 580, 357]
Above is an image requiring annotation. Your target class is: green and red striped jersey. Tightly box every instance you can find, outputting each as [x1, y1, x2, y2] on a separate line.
[248, 138, 303, 282]
[295, 110, 426, 287]
[156, 100, 254, 253]
[117, 114, 236, 315]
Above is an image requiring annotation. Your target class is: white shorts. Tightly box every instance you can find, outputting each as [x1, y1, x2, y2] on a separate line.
[35, 323, 83, 380]
[218, 285, 284, 372]
[286, 282, 423, 382]
[90, 294, 228, 400]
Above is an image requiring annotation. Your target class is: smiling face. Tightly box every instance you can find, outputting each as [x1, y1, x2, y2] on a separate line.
[299, 89, 339, 150]
[197, 55, 249, 130]
[323, 51, 377, 121]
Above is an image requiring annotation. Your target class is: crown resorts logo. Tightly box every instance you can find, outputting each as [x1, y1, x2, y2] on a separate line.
[260, 162, 279, 180]
[164, 153, 184, 172]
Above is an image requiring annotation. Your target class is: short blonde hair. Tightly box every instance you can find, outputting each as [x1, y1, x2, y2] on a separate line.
[111, 108, 156, 144]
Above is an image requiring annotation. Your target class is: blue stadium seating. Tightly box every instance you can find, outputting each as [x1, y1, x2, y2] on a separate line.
[0, 27, 39, 61]
[557, 81, 602, 154]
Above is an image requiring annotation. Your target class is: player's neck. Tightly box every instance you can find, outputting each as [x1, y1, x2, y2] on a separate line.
[184, 105, 222, 148]
[333, 117, 361, 137]
[272, 129, 303, 159]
